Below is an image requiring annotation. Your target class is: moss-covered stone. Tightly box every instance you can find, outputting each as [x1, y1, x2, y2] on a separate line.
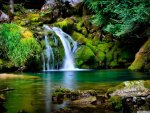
[129, 38, 150, 71]
[144, 80, 150, 89]
[107, 83, 125, 94]
[27, 13, 39, 22]
[54, 18, 74, 32]
[108, 80, 150, 97]
[97, 51, 105, 62]
[75, 46, 95, 67]
[106, 43, 119, 64]
[75, 19, 83, 32]
[102, 34, 113, 42]
[20, 28, 34, 38]
[97, 42, 113, 53]
[71, 31, 92, 44]
[110, 60, 119, 68]
[108, 96, 122, 111]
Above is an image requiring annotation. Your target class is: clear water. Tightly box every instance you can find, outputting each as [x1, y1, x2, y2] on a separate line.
[0, 69, 150, 113]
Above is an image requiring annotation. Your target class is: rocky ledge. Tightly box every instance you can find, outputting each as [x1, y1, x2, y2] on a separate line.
[51, 80, 150, 113]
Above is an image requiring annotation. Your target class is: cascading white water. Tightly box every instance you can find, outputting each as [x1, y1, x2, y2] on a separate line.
[42, 34, 54, 71]
[43, 25, 77, 70]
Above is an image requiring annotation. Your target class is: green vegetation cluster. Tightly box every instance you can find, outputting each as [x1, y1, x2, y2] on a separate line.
[84, 0, 150, 37]
[0, 23, 41, 68]
[0, 0, 149, 71]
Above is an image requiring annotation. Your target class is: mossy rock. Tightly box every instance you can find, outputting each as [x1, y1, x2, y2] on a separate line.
[74, 18, 83, 32]
[54, 18, 74, 32]
[20, 28, 34, 38]
[106, 43, 119, 63]
[86, 43, 97, 53]
[81, 27, 88, 36]
[75, 46, 95, 67]
[71, 31, 92, 44]
[110, 60, 119, 68]
[97, 42, 113, 53]
[92, 36, 100, 46]
[27, 13, 39, 22]
[108, 80, 150, 97]
[107, 83, 125, 94]
[97, 51, 105, 62]
[129, 38, 150, 71]
[144, 80, 150, 89]
[108, 96, 123, 111]
[102, 34, 113, 42]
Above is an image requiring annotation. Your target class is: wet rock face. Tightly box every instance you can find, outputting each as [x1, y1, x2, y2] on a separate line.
[41, 0, 83, 19]
[0, 10, 9, 22]
[44, 0, 82, 7]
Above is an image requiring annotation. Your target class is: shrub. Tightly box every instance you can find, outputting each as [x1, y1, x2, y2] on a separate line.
[0, 23, 41, 67]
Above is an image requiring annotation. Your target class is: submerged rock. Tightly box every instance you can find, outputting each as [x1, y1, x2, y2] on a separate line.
[71, 96, 96, 107]
[0, 74, 39, 79]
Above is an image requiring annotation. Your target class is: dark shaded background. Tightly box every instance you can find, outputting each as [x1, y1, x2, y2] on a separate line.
[0, 0, 45, 9]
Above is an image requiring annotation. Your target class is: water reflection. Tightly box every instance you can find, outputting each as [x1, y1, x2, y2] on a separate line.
[0, 70, 149, 113]
[62, 71, 76, 89]
[43, 73, 51, 113]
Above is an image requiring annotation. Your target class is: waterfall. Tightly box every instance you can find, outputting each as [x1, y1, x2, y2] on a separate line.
[43, 25, 77, 71]
[42, 34, 54, 71]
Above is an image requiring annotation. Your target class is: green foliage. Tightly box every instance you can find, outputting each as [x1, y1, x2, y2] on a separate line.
[84, 0, 150, 37]
[108, 96, 123, 111]
[0, 23, 41, 67]
[2, 4, 26, 14]
[39, 8, 52, 17]
[75, 45, 95, 67]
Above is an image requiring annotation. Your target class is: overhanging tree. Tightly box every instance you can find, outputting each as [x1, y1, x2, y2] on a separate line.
[84, 0, 150, 37]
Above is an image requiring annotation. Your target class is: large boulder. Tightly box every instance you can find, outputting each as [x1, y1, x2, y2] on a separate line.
[74, 45, 95, 68]
[129, 38, 150, 71]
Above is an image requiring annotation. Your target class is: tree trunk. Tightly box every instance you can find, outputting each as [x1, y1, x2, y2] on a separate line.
[9, 0, 14, 22]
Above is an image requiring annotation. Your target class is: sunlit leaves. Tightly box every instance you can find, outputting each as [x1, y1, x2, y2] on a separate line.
[0, 23, 41, 67]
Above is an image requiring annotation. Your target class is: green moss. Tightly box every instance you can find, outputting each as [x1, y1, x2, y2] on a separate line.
[81, 27, 88, 36]
[129, 38, 150, 71]
[39, 9, 52, 17]
[86, 43, 97, 53]
[54, 18, 74, 31]
[108, 96, 123, 111]
[92, 36, 100, 45]
[106, 43, 118, 62]
[110, 60, 119, 68]
[75, 46, 95, 67]
[27, 13, 39, 22]
[107, 83, 125, 94]
[71, 31, 92, 44]
[97, 51, 105, 62]
[97, 42, 113, 53]
[75, 19, 83, 32]
[144, 80, 150, 89]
